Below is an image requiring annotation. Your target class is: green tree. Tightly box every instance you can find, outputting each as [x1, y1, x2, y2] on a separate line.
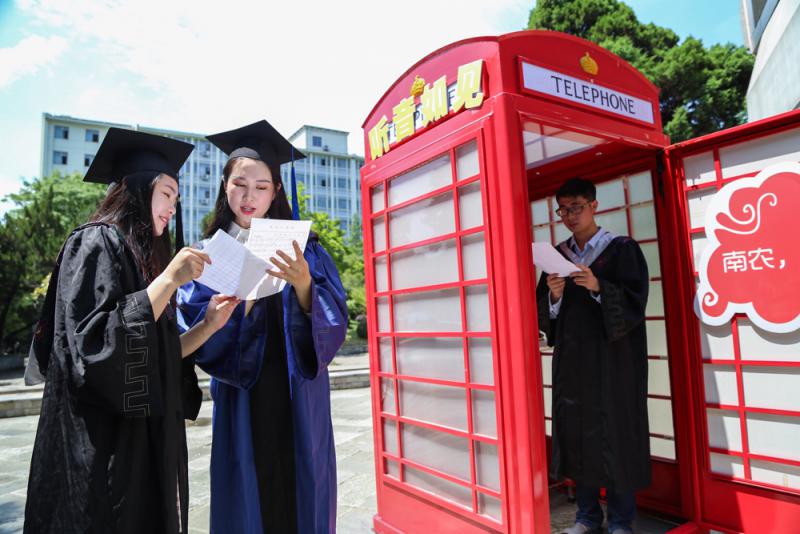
[527, 0, 754, 141]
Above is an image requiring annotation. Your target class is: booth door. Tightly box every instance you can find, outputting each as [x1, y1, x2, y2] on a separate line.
[666, 115, 800, 534]
[531, 170, 681, 511]
[366, 129, 508, 533]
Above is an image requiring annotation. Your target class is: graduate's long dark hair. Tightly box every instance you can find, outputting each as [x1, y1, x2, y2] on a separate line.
[203, 156, 293, 238]
[90, 171, 172, 284]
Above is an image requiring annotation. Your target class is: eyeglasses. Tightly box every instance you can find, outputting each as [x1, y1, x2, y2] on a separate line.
[555, 203, 590, 218]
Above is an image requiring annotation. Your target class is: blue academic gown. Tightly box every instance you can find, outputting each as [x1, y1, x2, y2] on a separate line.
[177, 239, 347, 533]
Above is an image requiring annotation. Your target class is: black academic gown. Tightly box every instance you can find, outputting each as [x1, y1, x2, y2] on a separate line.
[24, 224, 202, 534]
[536, 236, 651, 492]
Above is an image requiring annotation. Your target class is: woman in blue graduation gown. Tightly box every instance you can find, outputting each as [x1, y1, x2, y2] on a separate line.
[177, 120, 348, 533]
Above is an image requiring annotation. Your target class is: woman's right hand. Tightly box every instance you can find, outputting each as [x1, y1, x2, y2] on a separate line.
[546, 273, 566, 302]
[163, 247, 211, 287]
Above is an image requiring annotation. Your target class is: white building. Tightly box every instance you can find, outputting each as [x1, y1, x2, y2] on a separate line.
[741, 0, 800, 120]
[40, 114, 364, 243]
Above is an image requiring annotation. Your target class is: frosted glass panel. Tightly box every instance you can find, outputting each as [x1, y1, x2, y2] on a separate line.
[683, 151, 716, 187]
[596, 179, 625, 209]
[541, 355, 552, 387]
[648, 397, 674, 437]
[699, 322, 735, 360]
[401, 423, 470, 480]
[396, 337, 464, 382]
[466, 285, 491, 332]
[554, 222, 571, 243]
[706, 409, 742, 452]
[709, 452, 745, 478]
[404, 465, 472, 509]
[646, 320, 668, 356]
[389, 153, 452, 207]
[456, 140, 479, 180]
[746, 413, 800, 459]
[742, 367, 800, 411]
[472, 389, 497, 438]
[393, 288, 461, 332]
[640, 242, 661, 278]
[719, 126, 800, 179]
[646, 281, 664, 316]
[462, 232, 487, 281]
[392, 239, 458, 290]
[687, 188, 716, 229]
[383, 418, 397, 453]
[750, 459, 800, 491]
[382, 379, 396, 415]
[479, 493, 502, 521]
[628, 171, 654, 203]
[400, 380, 467, 430]
[738, 319, 800, 362]
[390, 192, 455, 248]
[458, 181, 484, 230]
[691, 232, 708, 270]
[534, 225, 551, 244]
[379, 337, 392, 372]
[377, 297, 391, 332]
[373, 217, 386, 252]
[476, 442, 500, 492]
[469, 338, 494, 385]
[631, 204, 657, 240]
[648, 358, 671, 397]
[543, 387, 552, 417]
[545, 418, 552, 437]
[386, 459, 400, 479]
[531, 199, 549, 226]
[596, 210, 628, 236]
[703, 365, 739, 405]
[651, 437, 676, 460]
[375, 256, 388, 292]
[372, 184, 385, 212]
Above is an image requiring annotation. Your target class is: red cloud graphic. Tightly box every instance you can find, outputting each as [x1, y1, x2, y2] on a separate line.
[695, 162, 800, 333]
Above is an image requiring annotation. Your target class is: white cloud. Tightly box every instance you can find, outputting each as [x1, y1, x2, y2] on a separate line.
[0, 34, 69, 88]
[16, 0, 530, 154]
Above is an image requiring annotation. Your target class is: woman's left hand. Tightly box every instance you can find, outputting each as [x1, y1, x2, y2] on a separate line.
[268, 240, 312, 291]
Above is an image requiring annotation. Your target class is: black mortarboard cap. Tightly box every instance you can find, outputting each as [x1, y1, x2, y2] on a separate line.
[84, 127, 194, 184]
[206, 120, 306, 165]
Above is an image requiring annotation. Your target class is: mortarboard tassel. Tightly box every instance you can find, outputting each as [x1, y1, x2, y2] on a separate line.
[291, 146, 300, 221]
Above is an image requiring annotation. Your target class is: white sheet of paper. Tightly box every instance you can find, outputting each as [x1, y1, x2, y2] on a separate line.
[196, 230, 247, 296]
[244, 218, 313, 300]
[532, 242, 580, 277]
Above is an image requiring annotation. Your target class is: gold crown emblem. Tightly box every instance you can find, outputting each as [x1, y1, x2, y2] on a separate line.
[410, 75, 425, 97]
[580, 52, 598, 75]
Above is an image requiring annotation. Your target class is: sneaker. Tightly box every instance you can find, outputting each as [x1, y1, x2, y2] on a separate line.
[560, 523, 600, 534]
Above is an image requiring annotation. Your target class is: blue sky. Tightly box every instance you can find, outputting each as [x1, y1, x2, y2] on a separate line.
[0, 0, 744, 213]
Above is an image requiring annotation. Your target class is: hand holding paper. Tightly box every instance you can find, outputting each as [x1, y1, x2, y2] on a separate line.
[532, 242, 580, 277]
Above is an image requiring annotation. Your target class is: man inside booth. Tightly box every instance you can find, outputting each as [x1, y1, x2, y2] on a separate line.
[536, 178, 650, 534]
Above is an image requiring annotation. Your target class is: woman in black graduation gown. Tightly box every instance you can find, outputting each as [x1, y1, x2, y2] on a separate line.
[23, 128, 239, 534]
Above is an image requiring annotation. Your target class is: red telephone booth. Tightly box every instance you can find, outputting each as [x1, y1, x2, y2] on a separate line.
[359, 30, 800, 533]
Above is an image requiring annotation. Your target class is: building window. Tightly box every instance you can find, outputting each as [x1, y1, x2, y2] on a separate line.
[320, 158, 326, 166]
[53, 151, 68, 165]
[312, 135, 322, 147]
[85, 129, 99, 142]
[337, 178, 348, 189]
[84, 154, 94, 167]
[54, 126, 69, 140]
[337, 198, 349, 210]
[320, 178, 327, 187]
[337, 158, 347, 168]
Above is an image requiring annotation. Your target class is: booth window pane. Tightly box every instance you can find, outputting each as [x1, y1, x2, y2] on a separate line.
[742, 367, 800, 411]
[628, 171, 654, 203]
[531, 199, 549, 226]
[390, 192, 455, 248]
[468, 338, 494, 386]
[595, 179, 625, 209]
[383, 418, 398, 454]
[458, 182, 484, 230]
[648, 397, 674, 438]
[472, 389, 497, 438]
[379, 337, 393, 373]
[401, 423, 470, 480]
[392, 239, 459, 290]
[541, 355, 552, 387]
[389, 153, 452, 207]
[385, 459, 400, 479]
[404, 465, 473, 510]
[646, 280, 664, 316]
[746, 413, 800, 460]
[456, 140, 479, 181]
[699, 322, 735, 361]
[381, 379, 396, 415]
[478, 493, 502, 522]
[640, 242, 661, 277]
[533, 225, 550, 244]
[687, 188, 716, 229]
[706, 408, 743, 452]
[545, 419, 552, 437]
[465, 285, 491, 332]
[737, 319, 800, 362]
[475, 441, 500, 492]
[750, 459, 800, 491]
[646, 320, 669, 357]
[462, 232, 487, 281]
[595, 209, 627, 236]
[648, 358, 671, 397]
[554, 222, 571, 243]
[373, 217, 387, 252]
[543, 386, 552, 418]
[396, 337, 464, 382]
[691, 232, 708, 271]
[399, 380, 467, 431]
[393, 288, 461, 332]
[682, 150, 716, 187]
[651, 437, 676, 461]
[375, 256, 388, 292]
[703, 364, 739, 405]
[710, 452, 745, 478]
[377, 297, 391, 332]
[372, 184, 385, 212]
[719, 126, 800, 179]
[631, 204, 657, 240]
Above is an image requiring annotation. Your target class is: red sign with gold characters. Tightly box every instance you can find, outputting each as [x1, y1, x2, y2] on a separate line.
[696, 162, 800, 333]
